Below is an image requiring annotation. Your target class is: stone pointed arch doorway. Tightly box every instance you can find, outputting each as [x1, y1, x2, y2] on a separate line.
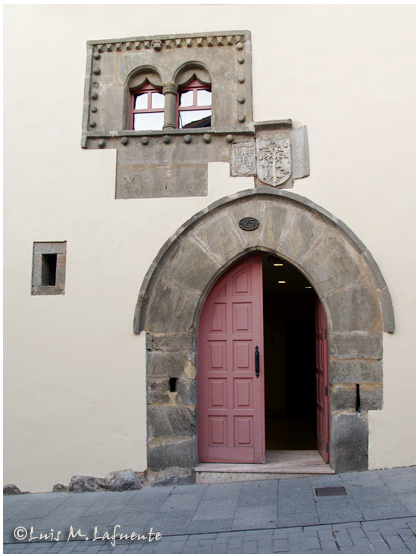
[134, 188, 394, 480]
[197, 250, 330, 467]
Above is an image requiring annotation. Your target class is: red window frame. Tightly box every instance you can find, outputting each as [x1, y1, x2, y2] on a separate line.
[130, 81, 164, 130]
[176, 78, 211, 129]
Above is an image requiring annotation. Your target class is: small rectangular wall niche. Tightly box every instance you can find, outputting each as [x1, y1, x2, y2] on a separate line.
[32, 242, 66, 295]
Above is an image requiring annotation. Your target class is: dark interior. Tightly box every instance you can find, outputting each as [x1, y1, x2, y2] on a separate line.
[262, 253, 317, 450]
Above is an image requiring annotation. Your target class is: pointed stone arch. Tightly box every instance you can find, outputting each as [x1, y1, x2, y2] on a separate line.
[134, 188, 394, 479]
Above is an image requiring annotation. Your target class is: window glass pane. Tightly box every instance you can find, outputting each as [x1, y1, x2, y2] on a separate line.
[151, 92, 164, 109]
[179, 109, 211, 129]
[179, 90, 193, 107]
[197, 89, 212, 107]
[134, 93, 148, 110]
[134, 112, 164, 131]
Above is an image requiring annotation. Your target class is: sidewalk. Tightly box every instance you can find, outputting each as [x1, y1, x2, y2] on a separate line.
[3, 466, 415, 554]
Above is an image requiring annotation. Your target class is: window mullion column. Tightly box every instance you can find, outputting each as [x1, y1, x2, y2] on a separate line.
[162, 82, 177, 129]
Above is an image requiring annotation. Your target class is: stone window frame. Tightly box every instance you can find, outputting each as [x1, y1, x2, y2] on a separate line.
[31, 242, 66, 296]
[82, 31, 252, 147]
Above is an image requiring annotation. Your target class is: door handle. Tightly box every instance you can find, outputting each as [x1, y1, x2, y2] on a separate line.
[255, 345, 260, 378]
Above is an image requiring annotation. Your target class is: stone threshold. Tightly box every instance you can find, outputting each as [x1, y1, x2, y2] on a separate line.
[195, 450, 334, 483]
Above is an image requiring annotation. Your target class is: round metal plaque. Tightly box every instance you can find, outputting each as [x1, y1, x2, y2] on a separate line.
[239, 217, 259, 231]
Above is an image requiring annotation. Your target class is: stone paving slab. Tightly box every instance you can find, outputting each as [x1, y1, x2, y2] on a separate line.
[5, 519, 415, 554]
[3, 467, 415, 553]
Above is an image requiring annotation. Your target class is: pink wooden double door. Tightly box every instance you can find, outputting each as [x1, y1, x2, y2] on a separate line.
[198, 253, 329, 464]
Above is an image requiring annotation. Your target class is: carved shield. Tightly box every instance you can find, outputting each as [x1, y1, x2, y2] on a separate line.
[257, 138, 292, 186]
[230, 141, 256, 176]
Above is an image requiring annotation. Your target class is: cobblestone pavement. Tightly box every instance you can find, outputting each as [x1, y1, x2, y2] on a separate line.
[2, 517, 416, 554]
[3, 466, 415, 553]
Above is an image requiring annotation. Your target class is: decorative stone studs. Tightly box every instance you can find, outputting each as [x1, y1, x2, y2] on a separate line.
[163, 135, 171, 144]
[90, 121, 96, 127]
[141, 137, 149, 145]
[226, 134, 234, 143]
[184, 135, 192, 143]
[93, 52, 101, 60]
[236, 42, 244, 50]
[121, 137, 129, 145]
[238, 56, 245, 64]
[238, 76, 245, 84]
[98, 139, 106, 148]
[238, 115, 246, 123]
[91, 92, 98, 100]
[91, 107, 98, 113]
[203, 134, 211, 143]
[92, 67, 101, 75]
[238, 97, 245, 104]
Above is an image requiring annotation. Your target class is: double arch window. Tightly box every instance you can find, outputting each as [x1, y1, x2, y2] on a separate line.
[129, 69, 211, 131]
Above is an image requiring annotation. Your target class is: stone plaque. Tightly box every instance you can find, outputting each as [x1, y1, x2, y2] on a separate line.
[257, 137, 292, 186]
[230, 141, 256, 176]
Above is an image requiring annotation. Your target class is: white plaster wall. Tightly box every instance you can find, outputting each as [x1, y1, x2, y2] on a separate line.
[4, 5, 414, 491]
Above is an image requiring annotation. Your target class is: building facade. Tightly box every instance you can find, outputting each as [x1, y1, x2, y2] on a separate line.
[4, 5, 415, 492]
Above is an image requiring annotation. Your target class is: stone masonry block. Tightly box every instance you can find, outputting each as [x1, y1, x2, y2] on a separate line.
[193, 211, 247, 266]
[148, 437, 198, 471]
[359, 385, 383, 411]
[147, 351, 187, 378]
[326, 285, 380, 333]
[254, 201, 291, 251]
[329, 359, 382, 384]
[330, 384, 357, 413]
[329, 333, 382, 360]
[176, 378, 197, 406]
[166, 237, 220, 294]
[278, 208, 326, 264]
[147, 379, 171, 404]
[330, 413, 368, 473]
[116, 164, 208, 198]
[148, 405, 196, 437]
[147, 278, 200, 333]
[303, 235, 362, 294]
[150, 334, 195, 353]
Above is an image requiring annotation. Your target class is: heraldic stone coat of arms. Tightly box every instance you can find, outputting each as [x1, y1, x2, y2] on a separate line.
[257, 137, 292, 187]
[230, 141, 256, 176]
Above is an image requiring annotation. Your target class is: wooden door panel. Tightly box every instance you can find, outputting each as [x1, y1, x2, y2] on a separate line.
[209, 379, 227, 408]
[233, 303, 252, 332]
[315, 299, 330, 463]
[199, 253, 264, 464]
[233, 341, 252, 370]
[209, 417, 227, 445]
[208, 341, 226, 370]
[235, 417, 253, 446]
[234, 379, 253, 408]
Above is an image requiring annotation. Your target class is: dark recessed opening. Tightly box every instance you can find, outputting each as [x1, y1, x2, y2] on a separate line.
[315, 486, 347, 497]
[169, 377, 178, 393]
[263, 253, 317, 451]
[41, 254, 57, 286]
[356, 383, 361, 413]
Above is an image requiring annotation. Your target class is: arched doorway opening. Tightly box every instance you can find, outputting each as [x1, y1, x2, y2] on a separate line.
[135, 188, 392, 477]
[198, 251, 330, 466]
